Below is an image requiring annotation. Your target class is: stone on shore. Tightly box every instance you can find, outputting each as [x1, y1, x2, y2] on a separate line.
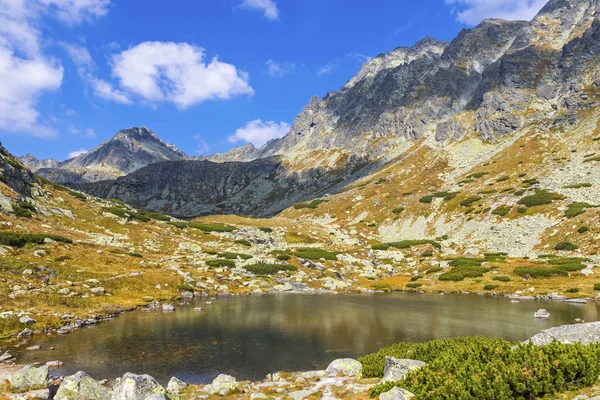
[379, 386, 415, 400]
[325, 358, 362, 378]
[382, 357, 425, 383]
[55, 371, 111, 400]
[8, 365, 49, 391]
[203, 374, 238, 396]
[528, 321, 600, 346]
[112, 372, 167, 400]
[166, 376, 187, 397]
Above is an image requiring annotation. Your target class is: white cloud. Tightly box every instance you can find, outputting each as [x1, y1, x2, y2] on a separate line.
[445, 0, 548, 25]
[347, 52, 371, 63]
[90, 77, 131, 104]
[265, 59, 295, 77]
[316, 61, 337, 76]
[193, 134, 210, 155]
[39, 0, 110, 25]
[111, 41, 254, 109]
[228, 119, 289, 148]
[68, 148, 87, 158]
[0, 0, 111, 138]
[240, 0, 279, 21]
[67, 123, 80, 134]
[84, 128, 95, 138]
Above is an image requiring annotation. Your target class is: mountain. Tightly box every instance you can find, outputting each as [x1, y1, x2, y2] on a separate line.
[34, 127, 187, 184]
[18, 154, 59, 171]
[74, 0, 600, 221]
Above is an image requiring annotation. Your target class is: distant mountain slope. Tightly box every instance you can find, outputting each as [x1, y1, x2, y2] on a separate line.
[18, 154, 59, 171]
[35, 127, 187, 184]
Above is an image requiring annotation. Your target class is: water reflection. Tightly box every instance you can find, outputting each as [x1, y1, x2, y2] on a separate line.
[14, 293, 599, 384]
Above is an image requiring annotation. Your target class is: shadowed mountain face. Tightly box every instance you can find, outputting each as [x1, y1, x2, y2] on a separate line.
[47, 0, 600, 217]
[29, 127, 187, 184]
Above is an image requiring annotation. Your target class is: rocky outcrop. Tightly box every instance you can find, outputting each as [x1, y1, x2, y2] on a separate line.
[379, 387, 415, 400]
[111, 372, 167, 400]
[528, 322, 600, 346]
[55, 371, 111, 400]
[18, 154, 59, 171]
[8, 365, 49, 391]
[381, 357, 426, 383]
[0, 144, 38, 197]
[203, 374, 239, 396]
[36, 127, 187, 184]
[326, 358, 363, 378]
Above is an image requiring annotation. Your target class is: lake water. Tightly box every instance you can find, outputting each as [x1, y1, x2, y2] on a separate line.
[13, 293, 600, 384]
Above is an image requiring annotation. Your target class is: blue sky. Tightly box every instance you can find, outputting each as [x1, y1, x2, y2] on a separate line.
[0, 0, 549, 160]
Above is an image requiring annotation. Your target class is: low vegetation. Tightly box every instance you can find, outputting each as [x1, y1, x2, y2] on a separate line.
[293, 199, 327, 209]
[294, 247, 339, 260]
[244, 263, 297, 275]
[372, 240, 441, 251]
[0, 231, 72, 247]
[517, 189, 563, 207]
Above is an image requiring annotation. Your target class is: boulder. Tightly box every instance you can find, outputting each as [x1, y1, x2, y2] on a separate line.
[288, 389, 320, 400]
[325, 358, 362, 378]
[162, 303, 175, 311]
[166, 377, 187, 397]
[379, 386, 415, 400]
[528, 322, 600, 346]
[203, 374, 238, 396]
[382, 357, 426, 383]
[112, 372, 167, 400]
[8, 365, 49, 391]
[19, 315, 36, 325]
[55, 371, 111, 400]
[534, 309, 550, 319]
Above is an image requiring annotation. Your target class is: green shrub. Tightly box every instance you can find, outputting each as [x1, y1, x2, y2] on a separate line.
[439, 267, 491, 281]
[492, 206, 511, 216]
[128, 252, 143, 258]
[293, 199, 327, 209]
[235, 239, 252, 247]
[583, 156, 600, 163]
[203, 250, 217, 255]
[177, 283, 195, 292]
[392, 207, 405, 214]
[12, 204, 33, 218]
[131, 213, 150, 222]
[277, 254, 291, 261]
[493, 276, 511, 282]
[496, 175, 509, 182]
[564, 183, 592, 189]
[565, 202, 598, 218]
[517, 207, 527, 214]
[136, 210, 171, 221]
[513, 267, 568, 278]
[419, 195, 434, 204]
[410, 274, 423, 282]
[295, 247, 339, 260]
[102, 206, 128, 218]
[258, 227, 273, 233]
[594, 283, 600, 291]
[167, 221, 188, 229]
[478, 189, 497, 195]
[459, 196, 481, 207]
[425, 267, 443, 275]
[206, 259, 236, 268]
[518, 189, 563, 207]
[433, 191, 459, 201]
[0, 231, 72, 247]
[377, 240, 441, 251]
[448, 257, 485, 267]
[578, 226, 590, 233]
[365, 339, 600, 399]
[554, 241, 578, 251]
[566, 287, 580, 293]
[217, 252, 252, 260]
[188, 222, 236, 233]
[483, 284, 498, 290]
[467, 172, 488, 178]
[406, 282, 422, 288]
[244, 263, 297, 275]
[17, 201, 36, 211]
[421, 250, 433, 257]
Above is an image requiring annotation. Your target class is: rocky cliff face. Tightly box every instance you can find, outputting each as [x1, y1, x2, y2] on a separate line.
[75, 0, 600, 218]
[18, 154, 59, 171]
[35, 127, 187, 184]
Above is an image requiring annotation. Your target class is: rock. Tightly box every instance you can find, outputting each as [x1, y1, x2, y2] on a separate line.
[112, 372, 167, 400]
[166, 377, 187, 396]
[379, 386, 415, 400]
[22, 269, 33, 275]
[91, 287, 105, 295]
[17, 328, 34, 338]
[0, 311, 14, 318]
[162, 303, 175, 311]
[250, 393, 269, 400]
[46, 361, 63, 368]
[0, 351, 13, 361]
[33, 249, 47, 257]
[203, 374, 238, 396]
[58, 288, 71, 295]
[8, 365, 49, 391]
[19, 315, 36, 325]
[325, 358, 362, 378]
[26, 345, 40, 351]
[288, 389, 319, 400]
[55, 371, 111, 400]
[528, 322, 600, 346]
[534, 309, 550, 319]
[299, 370, 326, 379]
[382, 357, 426, 383]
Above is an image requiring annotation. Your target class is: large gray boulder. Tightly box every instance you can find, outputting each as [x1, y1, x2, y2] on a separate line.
[203, 374, 238, 396]
[166, 377, 187, 399]
[528, 321, 600, 346]
[325, 358, 363, 378]
[8, 365, 49, 391]
[382, 357, 426, 383]
[379, 386, 415, 400]
[112, 372, 167, 400]
[55, 371, 111, 400]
